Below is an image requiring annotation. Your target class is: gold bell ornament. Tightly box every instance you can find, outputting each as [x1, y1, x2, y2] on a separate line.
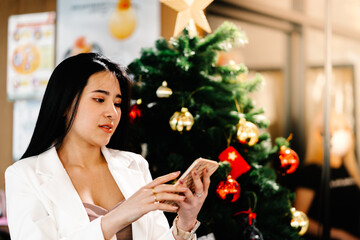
[156, 81, 173, 98]
[237, 118, 259, 146]
[169, 107, 194, 132]
[290, 207, 309, 236]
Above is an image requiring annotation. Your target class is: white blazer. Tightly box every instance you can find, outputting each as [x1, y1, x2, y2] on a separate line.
[5, 146, 175, 240]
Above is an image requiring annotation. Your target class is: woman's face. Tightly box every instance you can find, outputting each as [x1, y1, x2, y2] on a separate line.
[66, 71, 122, 148]
[329, 114, 352, 158]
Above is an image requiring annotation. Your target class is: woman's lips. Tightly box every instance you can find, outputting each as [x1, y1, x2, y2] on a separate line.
[99, 124, 114, 133]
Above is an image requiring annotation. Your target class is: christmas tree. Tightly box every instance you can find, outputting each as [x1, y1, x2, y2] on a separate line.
[126, 21, 304, 240]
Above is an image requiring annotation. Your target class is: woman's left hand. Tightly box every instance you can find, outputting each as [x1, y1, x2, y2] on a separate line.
[176, 168, 211, 231]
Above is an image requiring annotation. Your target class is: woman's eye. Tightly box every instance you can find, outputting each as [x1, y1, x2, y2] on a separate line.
[114, 103, 121, 108]
[94, 98, 104, 103]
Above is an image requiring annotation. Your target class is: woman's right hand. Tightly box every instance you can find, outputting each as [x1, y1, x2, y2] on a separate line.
[101, 171, 187, 238]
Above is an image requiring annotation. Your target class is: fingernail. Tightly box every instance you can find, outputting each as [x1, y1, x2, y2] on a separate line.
[172, 206, 179, 210]
[193, 171, 197, 176]
[205, 168, 209, 173]
[179, 180, 184, 185]
[173, 171, 181, 175]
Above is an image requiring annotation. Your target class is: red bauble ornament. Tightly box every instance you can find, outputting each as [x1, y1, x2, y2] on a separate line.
[278, 146, 299, 174]
[129, 104, 141, 123]
[129, 100, 142, 123]
[216, 175, 241, 202]
[218, 146, 251, 179]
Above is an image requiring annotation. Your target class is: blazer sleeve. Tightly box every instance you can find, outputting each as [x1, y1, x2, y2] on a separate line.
[5, 165, 115, 240]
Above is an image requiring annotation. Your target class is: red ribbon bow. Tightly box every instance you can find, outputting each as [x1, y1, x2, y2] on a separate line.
[234, 208, 257, 225]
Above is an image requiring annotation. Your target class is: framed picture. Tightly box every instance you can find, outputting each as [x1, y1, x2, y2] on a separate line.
[7, 12, 55, 100]
[56, 0, 160, 65]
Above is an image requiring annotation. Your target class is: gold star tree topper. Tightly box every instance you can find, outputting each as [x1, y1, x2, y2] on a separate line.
[161, 0, 214, 37]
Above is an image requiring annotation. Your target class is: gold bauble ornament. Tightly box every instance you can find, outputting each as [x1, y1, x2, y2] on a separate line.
[156, 81, 173, 98]
[236, 118, 259, 146]
[169, 107, 194, 132]
[160, 0, 213, 37]
[290, 208, 309, 236]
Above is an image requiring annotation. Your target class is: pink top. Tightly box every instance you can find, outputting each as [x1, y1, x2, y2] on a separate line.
[83, 201, 132, 240]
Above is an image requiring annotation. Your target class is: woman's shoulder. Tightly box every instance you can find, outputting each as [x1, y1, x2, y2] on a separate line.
[6, 152, 41, 174]
[6, 147, 61, 179]
[5, 151, 46, 182]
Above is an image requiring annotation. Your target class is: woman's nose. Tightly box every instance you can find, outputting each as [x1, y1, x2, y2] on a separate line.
[105, 104, 119, 120]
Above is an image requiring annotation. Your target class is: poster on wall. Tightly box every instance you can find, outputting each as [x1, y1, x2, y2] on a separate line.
[56, 0, 160, 66]
[12, 100, 42, 161]
[7, 12, 56, 101]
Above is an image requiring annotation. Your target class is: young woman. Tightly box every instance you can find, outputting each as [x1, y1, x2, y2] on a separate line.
[294, 110, 360, 240]
[5, 53, 210, 240]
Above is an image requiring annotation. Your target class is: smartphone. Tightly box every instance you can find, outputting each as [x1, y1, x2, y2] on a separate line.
[164, 158, 219, 205]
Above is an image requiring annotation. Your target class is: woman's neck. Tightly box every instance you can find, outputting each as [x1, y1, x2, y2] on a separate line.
[57, 138, 105, 169]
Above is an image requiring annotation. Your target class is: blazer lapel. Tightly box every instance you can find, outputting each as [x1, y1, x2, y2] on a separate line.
[101, 147, 145, 199]
[36, 147, 89, 225]
[102, 147, 149, 239]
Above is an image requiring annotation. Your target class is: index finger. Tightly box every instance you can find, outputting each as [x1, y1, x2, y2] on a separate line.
[146, 171, 181, 188]
[202, 168, 211, 192]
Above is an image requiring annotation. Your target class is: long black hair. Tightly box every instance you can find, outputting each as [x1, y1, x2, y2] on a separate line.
[21, 53, 131, 159]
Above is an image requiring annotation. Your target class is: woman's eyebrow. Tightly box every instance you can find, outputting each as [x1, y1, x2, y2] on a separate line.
[92, 89, 122, 98]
